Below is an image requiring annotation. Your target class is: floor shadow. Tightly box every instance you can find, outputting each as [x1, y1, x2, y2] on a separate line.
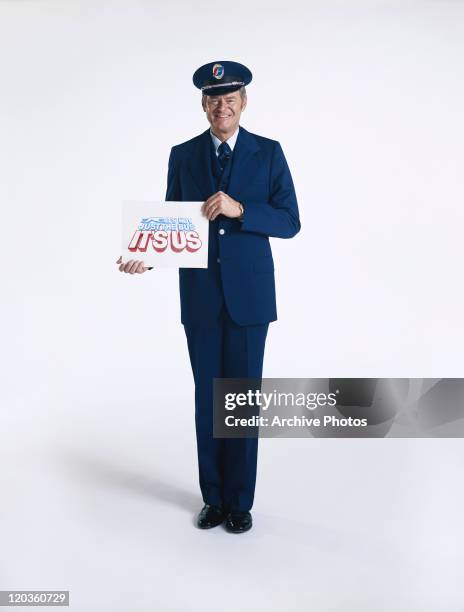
[56, 449, 200, 513]
[253, 510, 418, 571]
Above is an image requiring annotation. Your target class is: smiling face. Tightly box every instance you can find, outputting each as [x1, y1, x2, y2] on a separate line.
[202, 89, 247, 140]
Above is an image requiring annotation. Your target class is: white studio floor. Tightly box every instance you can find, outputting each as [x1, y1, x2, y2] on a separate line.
[1, 389, 463, 612]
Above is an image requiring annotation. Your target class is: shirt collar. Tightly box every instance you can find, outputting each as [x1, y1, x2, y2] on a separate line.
[210, 127, 239, 155]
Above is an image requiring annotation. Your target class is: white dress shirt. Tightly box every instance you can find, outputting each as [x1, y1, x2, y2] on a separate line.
[210, 127, 239, 156]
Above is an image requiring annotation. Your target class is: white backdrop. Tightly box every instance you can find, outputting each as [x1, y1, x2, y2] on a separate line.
[1, 2, 464, 611]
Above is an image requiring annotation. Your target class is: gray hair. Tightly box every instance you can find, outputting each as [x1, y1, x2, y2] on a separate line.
[202, 86, 247, 104]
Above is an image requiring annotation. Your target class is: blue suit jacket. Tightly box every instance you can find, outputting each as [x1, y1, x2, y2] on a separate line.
[166, 125, 300, 326]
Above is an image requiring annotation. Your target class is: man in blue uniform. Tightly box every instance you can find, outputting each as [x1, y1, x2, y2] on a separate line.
[118, 61, 300, 533]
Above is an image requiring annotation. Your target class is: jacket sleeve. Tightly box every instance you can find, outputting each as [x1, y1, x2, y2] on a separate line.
[165, 147, 182, 201]
[240, 141, 301, 238]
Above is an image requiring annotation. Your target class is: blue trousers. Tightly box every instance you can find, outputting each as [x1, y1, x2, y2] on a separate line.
[184, 307, 268, 513]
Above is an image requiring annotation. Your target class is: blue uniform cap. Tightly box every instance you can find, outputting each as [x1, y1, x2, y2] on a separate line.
[193, 61, 252, 96]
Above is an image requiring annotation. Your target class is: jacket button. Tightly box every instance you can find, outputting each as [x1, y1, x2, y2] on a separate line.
[217, 258, 220, 263]
[219, 229, 225, 235]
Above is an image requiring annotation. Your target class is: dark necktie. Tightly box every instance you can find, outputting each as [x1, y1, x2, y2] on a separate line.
[217, 141, 232, 171]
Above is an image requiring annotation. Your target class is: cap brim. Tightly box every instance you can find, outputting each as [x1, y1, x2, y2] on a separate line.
[202, 84, 243, 96]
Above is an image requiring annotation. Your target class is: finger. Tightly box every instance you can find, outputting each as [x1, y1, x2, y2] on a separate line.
[210, 204, 222, 220]
[202, 199, 214, 216]
[211, 204, 224, 220]
[129, 260, 141, 274]
[204, 196, 220, 216]
[136, 261, 146, 274]
[202, 193, 217, 212]
[116, 256, 122, 264]
[207, 205, 219, 220]
[203, 192, 221, 209]
[123, 259, 134, 272]
[119, 263, 125, 271]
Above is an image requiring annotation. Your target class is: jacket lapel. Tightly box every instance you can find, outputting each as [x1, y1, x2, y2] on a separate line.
[227, 126, 261, 200]
[187, 129, 215, 200]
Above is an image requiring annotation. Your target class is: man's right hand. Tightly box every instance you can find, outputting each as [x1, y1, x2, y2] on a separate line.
[116, 256, 149, 274]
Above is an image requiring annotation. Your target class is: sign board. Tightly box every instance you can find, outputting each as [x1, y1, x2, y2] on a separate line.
[121, 201, 208, 268]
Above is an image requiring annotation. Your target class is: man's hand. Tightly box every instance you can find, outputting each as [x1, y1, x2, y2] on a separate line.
[116, 256, 149, 274]
[202, 191, 243, 221]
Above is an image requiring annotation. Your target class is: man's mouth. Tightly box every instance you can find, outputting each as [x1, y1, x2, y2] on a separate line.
[214, 114, 231, 118]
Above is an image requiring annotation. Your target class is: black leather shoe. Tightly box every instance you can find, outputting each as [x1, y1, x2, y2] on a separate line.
[197, 504, 225, 529]
[225, 511, 253, 533]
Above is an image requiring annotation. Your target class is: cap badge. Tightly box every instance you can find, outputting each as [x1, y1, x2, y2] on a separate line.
[212, 63, 224, 80]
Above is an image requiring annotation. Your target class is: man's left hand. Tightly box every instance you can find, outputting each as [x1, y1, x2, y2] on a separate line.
[202, 191, 242, 221]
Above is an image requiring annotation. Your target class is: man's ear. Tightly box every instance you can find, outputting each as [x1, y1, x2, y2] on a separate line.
[201, 96, 206, 112]
[241, 96, 247, 112]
